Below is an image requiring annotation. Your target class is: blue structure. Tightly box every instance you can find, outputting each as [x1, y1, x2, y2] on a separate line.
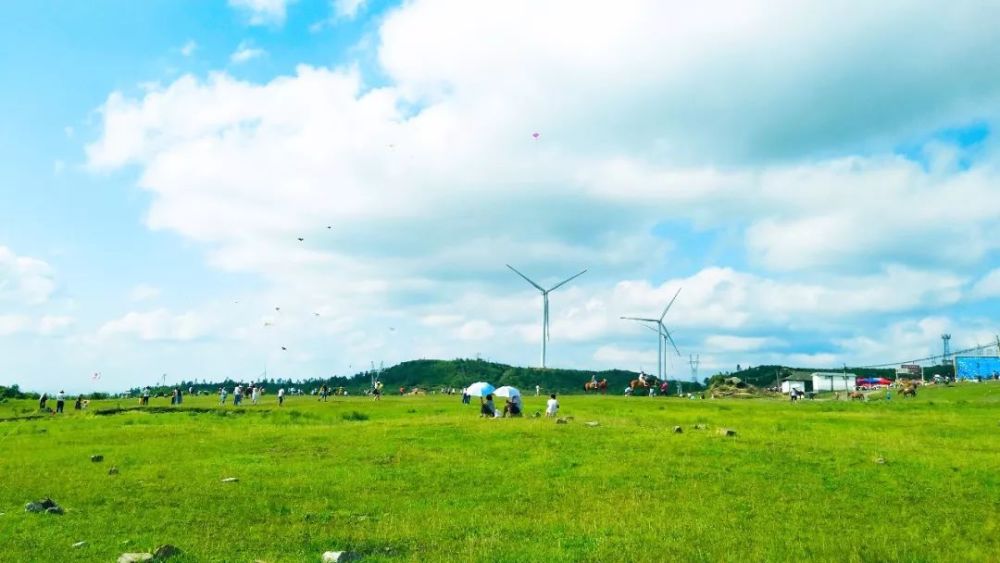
[954, 356, 1000, 380]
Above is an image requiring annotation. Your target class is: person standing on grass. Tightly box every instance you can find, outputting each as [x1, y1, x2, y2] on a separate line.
[56, 390, 66, 414]
[74, 395, 83, 410]
[234, 384, 243, 406]
[251, 386, 260, 405]
[545, 393, 558, 417]
[38, 393, 48, 411]
[219, 387, 227, 405]
[278, 387, 285, 406]
[535, 384, 540, 396]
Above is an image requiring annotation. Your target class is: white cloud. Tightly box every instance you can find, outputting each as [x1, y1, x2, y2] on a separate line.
[38, 316, 75, 336]
[129, 284, 161, 302]
[228, 0, 293, 26]
[456, 320, 494, 341]
[230, 41, 266, 64]
[0, 315, 30, 336]
[180, 40, 198, 57]
[972, 269, 1000, 299]
[420, 314, 463, 327]
[333, 0, 366, 18]
[703, 335, 784, 353]
[79, 0, 1000, 381]
[98, 309, 215, 341]
[0, 314, 74, 337]
[0, 246, 56, 305]
[593, 344, 657, 369]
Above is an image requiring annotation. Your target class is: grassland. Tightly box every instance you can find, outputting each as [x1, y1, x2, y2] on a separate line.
[1, 383, 998, 562]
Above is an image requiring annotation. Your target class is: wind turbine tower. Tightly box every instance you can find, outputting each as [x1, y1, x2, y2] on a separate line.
[621, 287, 682, 381]
[507, 264, 587, 369]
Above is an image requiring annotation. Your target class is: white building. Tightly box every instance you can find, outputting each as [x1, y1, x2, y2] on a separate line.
[780, 380, 806, 393]
[811, 372, 856, 392]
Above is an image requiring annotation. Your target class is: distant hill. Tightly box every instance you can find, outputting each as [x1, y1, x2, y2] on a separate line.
[123, 358, 706, 397]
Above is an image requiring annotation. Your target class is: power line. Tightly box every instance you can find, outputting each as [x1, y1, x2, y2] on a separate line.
[852, 342, 996, 369]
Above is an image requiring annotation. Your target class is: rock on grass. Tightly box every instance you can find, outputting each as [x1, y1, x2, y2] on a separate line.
[153, 544, 182, 559]
[717, 428, 736, 437]
[322, 551, 357, 562]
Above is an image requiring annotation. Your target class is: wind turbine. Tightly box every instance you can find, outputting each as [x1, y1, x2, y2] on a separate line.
[506, 264, 587, 369]
[621, 287, 682, 381]
[641, 322, 677, 382]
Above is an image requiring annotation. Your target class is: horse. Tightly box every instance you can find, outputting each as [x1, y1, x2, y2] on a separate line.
[901, 387, 917, 398]
[583, 379, 608, 394]
[630, 378, 653, 391]
[848, 391, 865, 401]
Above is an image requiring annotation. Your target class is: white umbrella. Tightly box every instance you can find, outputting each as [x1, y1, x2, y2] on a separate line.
[494, 386, 521, 399]
[465, 382, 496, 397]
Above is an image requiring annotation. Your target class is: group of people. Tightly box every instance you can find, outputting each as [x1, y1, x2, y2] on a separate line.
[476, 392, 560, 418]
[37, 391, 90, 413]
[219, 384, 278, 406]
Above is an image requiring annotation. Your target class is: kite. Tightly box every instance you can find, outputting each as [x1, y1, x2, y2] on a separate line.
[91, 372, 101, 381]
[532, 132, 540, 139]
[281, 346, 287, 351]
[298, 237, 304, 242]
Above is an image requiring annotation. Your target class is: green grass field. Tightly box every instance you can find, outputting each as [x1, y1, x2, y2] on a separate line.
[1, 383, 998, 562]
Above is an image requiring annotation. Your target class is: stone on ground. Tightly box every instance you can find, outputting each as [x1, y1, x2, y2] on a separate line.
[717, 428, 736, 437]
[153, 544, 182, 559]
[673, 426, 683, 433]
[322, 551, 356, 562]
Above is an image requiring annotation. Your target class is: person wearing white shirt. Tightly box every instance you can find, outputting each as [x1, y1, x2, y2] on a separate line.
[278, 388, 285, 406]
[545, 394, 558, 417]
[251, 386, 260, 405]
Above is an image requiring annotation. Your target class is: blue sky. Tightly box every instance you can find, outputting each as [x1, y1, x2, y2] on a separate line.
[2, 0, 1000, 392]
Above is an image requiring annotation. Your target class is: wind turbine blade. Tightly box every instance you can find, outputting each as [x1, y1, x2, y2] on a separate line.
[620, 316, 659, 322]
[547, 269, 587, 292]
[660, 287, 682, 321]
[506, 264, 545, 292]
[663, 327, 681, 356]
